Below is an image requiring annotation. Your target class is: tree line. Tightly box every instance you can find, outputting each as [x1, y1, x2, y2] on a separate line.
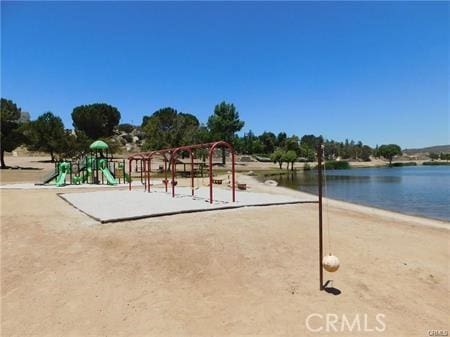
[1, 97, 403, 168]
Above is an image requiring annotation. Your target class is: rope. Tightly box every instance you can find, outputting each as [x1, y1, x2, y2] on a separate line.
[322, 145, 332, 254]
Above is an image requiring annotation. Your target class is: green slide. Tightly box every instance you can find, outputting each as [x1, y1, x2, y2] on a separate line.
[55, 162, 70, 187]
[55, 171, 67, 186]
[99, 159, 118, 185]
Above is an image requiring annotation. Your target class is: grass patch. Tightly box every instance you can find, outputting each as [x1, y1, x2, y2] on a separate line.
[422, 161, 450, 166]
[390, 162, 417, 167]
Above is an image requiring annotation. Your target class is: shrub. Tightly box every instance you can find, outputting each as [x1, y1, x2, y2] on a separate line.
[323, 160, 350, 170]
[390, 162, 417, 167]
[118, 123, 135, 133]
[423, 161, 450, 166]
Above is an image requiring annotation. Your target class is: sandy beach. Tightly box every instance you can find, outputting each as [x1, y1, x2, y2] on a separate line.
[1, 157, 449, 336]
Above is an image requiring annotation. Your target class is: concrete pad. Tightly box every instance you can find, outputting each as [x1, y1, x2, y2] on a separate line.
[0, 182, 141, 190]
[59, 187, 317, 223]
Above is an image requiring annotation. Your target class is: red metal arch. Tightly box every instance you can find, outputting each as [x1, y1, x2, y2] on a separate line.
[127, 141, 236, 203]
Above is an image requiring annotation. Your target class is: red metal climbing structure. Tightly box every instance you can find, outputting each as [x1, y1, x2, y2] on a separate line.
[127, 141, 236, 204]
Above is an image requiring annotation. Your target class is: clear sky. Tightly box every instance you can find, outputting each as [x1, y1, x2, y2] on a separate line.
[1, 1, 448, 148]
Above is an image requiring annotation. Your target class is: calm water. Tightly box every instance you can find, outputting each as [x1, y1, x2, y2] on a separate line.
[262, 166, 450, 221]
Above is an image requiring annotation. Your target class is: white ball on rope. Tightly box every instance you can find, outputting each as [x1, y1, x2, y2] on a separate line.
[323, 254, 340, 272]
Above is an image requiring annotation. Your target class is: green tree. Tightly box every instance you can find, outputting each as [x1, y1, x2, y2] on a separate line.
[378, 144, 402, 166]
[299, 145, 316, 162]
[360, 145, 373, 162]
[207, 101, 244, 163]
[251, 138, 264, 154]
[27, 112, 66, 161]
[271, 149, 286, 169]
[429, 152, 439, 161]
[142, 107, 200, 150]
[283, 150, 297, 171]
[440, 153, 450, 161]
[0, 98, 29, 168]
[300, 134, 323, 150]
[118, 123, 135, 133]
[259, 131, 276, 154]
[286, 135, 300, 153]
[241, 130, 257, 154]
[72, 103, 121, 139]
[276, 132, 287, 148]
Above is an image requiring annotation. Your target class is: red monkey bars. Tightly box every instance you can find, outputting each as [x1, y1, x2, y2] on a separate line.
[128, 141, 236, 204]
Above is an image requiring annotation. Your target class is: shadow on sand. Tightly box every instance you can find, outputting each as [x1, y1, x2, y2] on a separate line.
[1, 166, 42, 170]
[323, 280, 342, 296]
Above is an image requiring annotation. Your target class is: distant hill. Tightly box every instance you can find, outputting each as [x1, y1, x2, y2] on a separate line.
[403, 145, 450, 154]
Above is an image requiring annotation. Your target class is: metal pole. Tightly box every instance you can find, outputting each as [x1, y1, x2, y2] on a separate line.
[69, 161, 73, 184]
[140, 160, 143, 185]
[128, 159, 132, 191]
[123, 159, 126, 184]
[317, 143, 324, 291]
[148, 158, 151, 192]
[113, 161, 116, 183]
[209, 147, 213, 204]
[231, 150, 236, 202]
[171, 154, 176, 198]
[191, 151, 194, 197]
[164, 158, 168, 192]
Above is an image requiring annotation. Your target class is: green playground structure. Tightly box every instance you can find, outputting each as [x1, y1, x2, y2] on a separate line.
[55, 161, 71, 186]
[36, 140, 130, 187]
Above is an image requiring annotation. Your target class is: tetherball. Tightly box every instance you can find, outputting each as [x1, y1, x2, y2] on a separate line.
[323, 254, 340, 272]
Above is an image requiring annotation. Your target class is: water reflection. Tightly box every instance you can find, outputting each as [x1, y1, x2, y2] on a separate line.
[260, 166, 450, 221]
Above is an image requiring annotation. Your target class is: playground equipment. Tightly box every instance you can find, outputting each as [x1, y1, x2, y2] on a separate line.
[322, 254, 340, 272]
[128, 141, 235, 204]
[317, 143, 340, 288]
[37, 140, 129, 187]
[128, 141, 337, 291]
[55, 161, 71, 186]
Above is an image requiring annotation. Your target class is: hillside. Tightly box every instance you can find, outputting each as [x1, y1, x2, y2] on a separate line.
[403, 145, 450, 155]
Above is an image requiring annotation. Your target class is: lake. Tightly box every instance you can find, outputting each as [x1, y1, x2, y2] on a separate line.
[261, 166, 450, 221]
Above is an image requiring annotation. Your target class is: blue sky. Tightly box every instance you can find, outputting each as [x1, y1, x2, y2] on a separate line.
[1, 1, 448, 148]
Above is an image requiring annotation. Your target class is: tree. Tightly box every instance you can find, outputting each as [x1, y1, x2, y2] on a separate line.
[207, 101, 244, 163]
[241, 130, 257, 154]
[429, 152, 439, 161]
[27, 112, 66, 161]
[285, 135, 300, 153]
[378, 144, 402, 166]
[72, 103, 121, 139]
[259, 131, 276, 154]
[360, 145, 373, 162]
[300, 134, 323, 150]
[440, 153, 450, 161]
[276, 132, 287, 148]
[271, 149, 285, 169]
[0, 98, 29, 168]
[299, 145, 316, 162]
[118, 123, 135, 133]
[283, 150, 297, 171]
[142, 107, 200, 150]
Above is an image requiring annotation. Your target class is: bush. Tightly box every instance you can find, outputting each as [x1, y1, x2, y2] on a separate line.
[423, 161, 450, 166]
[390, 162, 417, 167]
[118, 123, 135, 133]
[323, 160, 350, 170]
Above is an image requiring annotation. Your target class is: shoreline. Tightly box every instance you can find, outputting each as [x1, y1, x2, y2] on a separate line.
[243, 175, 449, 230]
[1, 172, 448, 229]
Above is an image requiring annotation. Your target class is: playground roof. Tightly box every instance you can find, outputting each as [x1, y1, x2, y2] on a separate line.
[90, 140, 109, 150]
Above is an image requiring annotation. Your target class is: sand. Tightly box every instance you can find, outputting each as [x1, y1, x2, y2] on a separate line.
[1, 156, 449, 336]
